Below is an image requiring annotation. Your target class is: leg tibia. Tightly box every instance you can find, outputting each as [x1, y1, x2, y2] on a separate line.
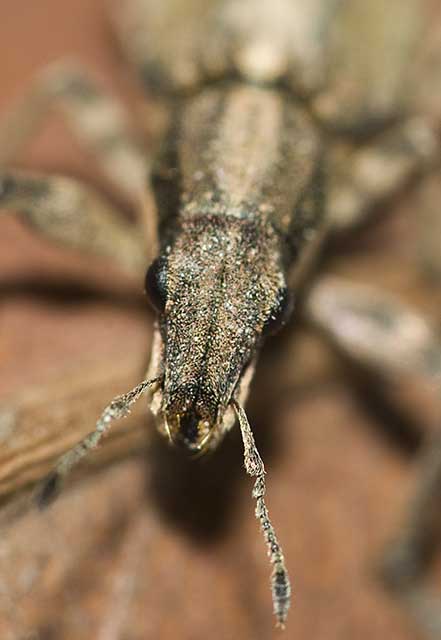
[1, 170, 146, 275]
[0, 61, 148, 203]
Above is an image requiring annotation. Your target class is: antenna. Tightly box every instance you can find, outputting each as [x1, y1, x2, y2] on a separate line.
[36, 377, 161, 508]
[232, 398, 291, 627]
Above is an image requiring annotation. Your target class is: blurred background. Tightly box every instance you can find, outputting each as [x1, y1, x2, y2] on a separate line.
[0, 1, 440, 638]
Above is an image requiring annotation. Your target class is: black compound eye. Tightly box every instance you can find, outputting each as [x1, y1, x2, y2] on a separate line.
[262, 288, 294, 337]
[145, 256, 168, 313]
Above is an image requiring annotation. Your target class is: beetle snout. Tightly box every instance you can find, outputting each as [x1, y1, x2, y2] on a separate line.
[164, 408, 215, 454]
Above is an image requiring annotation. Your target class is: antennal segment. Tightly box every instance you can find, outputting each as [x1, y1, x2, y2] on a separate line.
[232, 399, 291, 627]
[36, 377, 161, 508]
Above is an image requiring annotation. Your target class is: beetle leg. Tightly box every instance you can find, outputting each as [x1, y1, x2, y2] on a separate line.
[288, 116, 439, 292]
[305, 276, 441, 435]
[305, 276, 441, 637]
[0, 170, 146, 275]
[109, 0, 215, 94]
[327, 118, 439, 234]
[312, 0, 422, 133]
[0, 61, 146, 199]
[0, 60, 158, 253]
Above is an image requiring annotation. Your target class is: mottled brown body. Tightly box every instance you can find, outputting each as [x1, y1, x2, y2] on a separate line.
[148, 84, 322, 450]
[143, 83, 323, 625]
[2, 0, 441, 633]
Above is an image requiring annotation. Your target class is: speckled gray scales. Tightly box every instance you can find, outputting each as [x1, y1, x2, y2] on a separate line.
[1, 0, 441, 634]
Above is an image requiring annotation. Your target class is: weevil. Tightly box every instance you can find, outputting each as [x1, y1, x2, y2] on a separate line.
[1, 0, 441, 633]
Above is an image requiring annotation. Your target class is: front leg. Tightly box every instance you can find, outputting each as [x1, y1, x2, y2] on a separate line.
[327, 118, 439, 234]
[306, 276, 441, 638]
[0, 170, 146, 275]
[305, 276, 441, 412]
[0, 61, 158, 256]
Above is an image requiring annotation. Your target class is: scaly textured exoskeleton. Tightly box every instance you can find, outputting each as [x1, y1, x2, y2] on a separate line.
[1, 0, 441, 632]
